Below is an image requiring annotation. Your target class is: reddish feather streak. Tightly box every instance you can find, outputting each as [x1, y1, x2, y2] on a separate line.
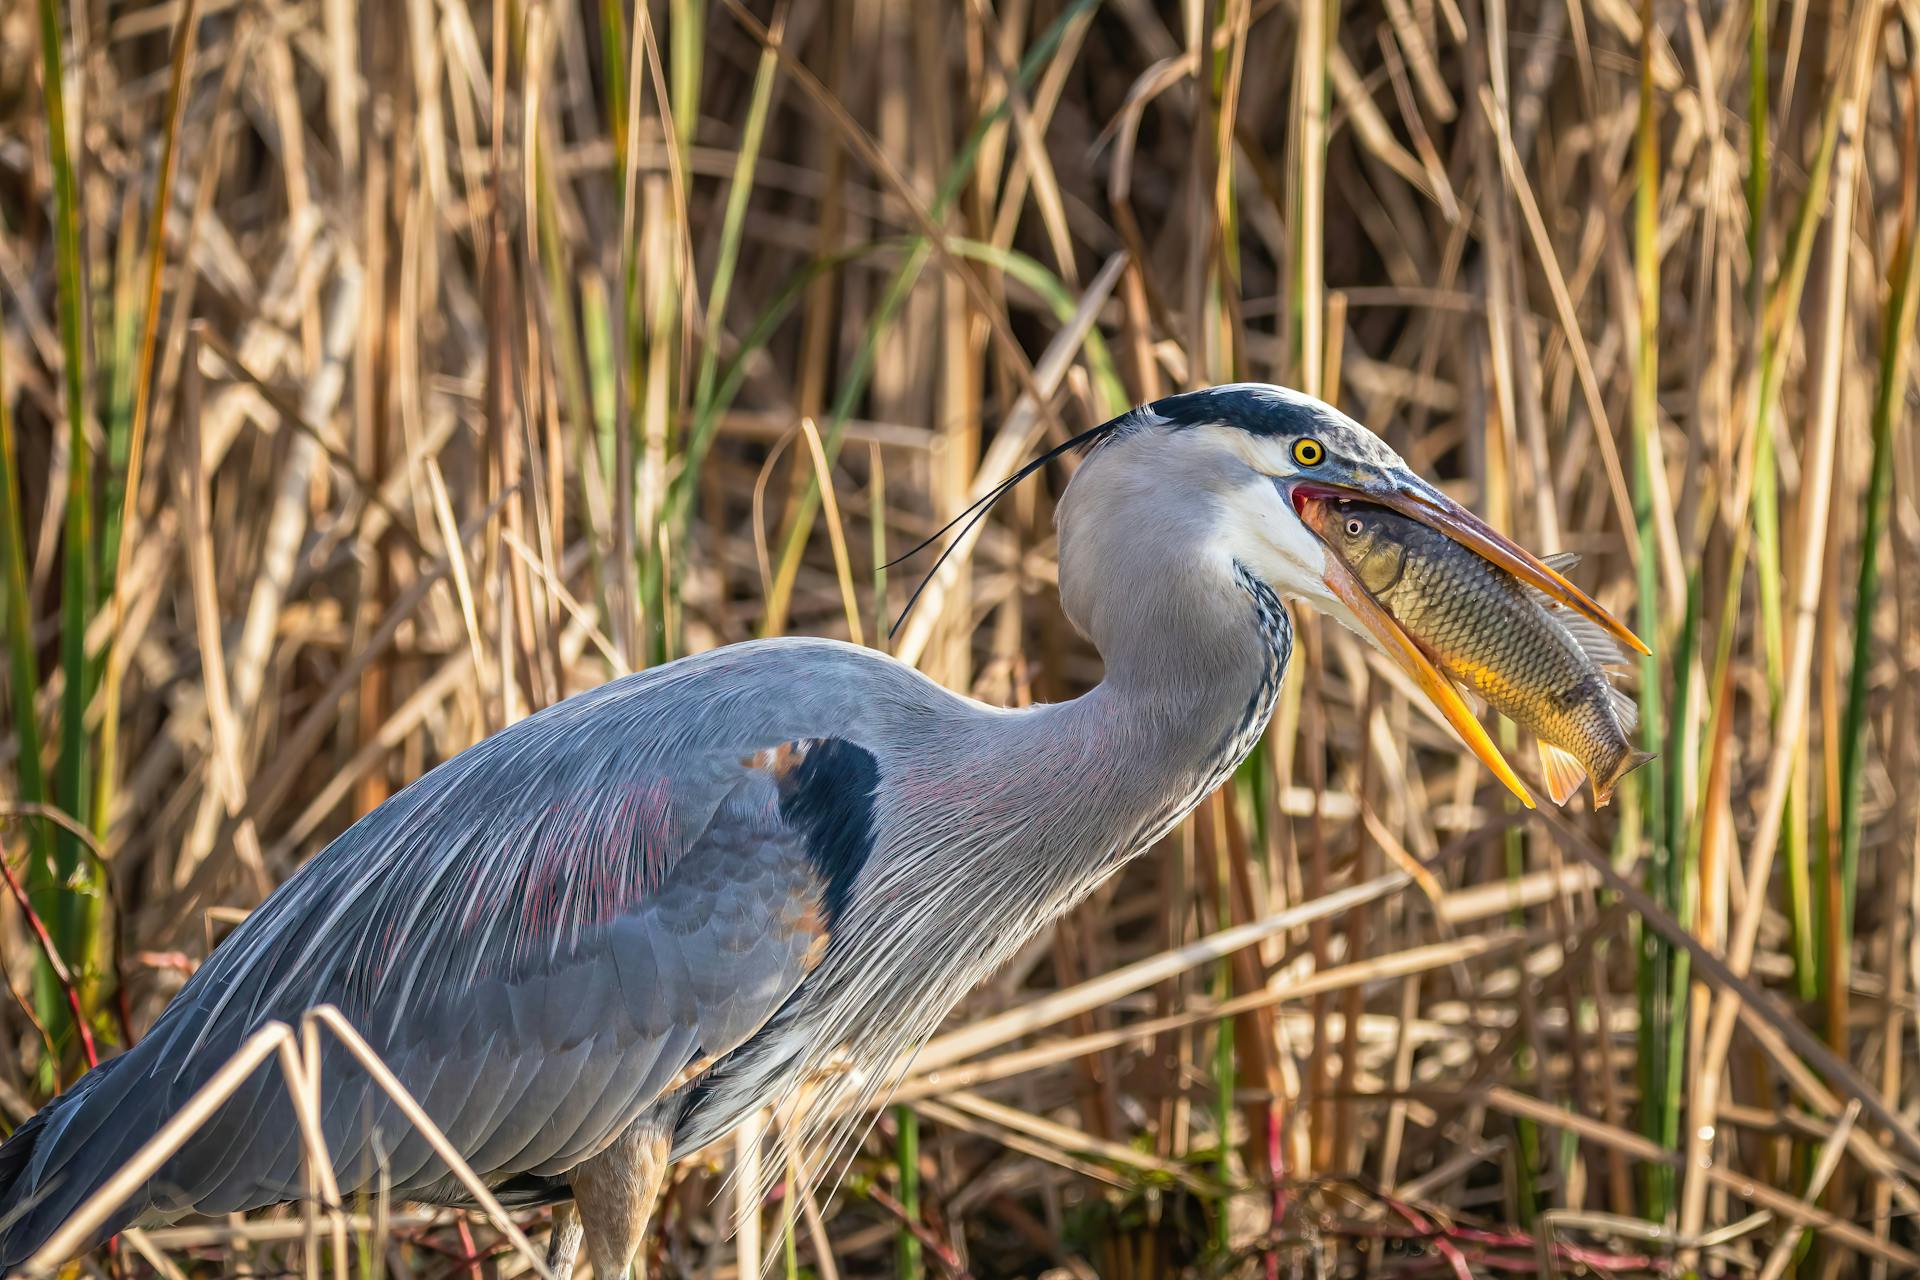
[503, 777, 678, 968]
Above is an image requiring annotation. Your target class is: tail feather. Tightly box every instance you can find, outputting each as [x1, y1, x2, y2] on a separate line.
[0, 1054, 158, 1273]
[0, 1105, 53, 1235]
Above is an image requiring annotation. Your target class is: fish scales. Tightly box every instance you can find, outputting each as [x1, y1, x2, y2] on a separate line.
[1325, 504, 1650, 805]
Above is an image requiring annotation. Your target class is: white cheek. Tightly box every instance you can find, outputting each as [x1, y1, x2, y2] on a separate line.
[1207, 482, 1382, 652]
[1208, 483, 1332, 606]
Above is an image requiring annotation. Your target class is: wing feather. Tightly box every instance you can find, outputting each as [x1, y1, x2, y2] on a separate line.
[0, 645, 913, 1268]
[41, 722, 846, 1224]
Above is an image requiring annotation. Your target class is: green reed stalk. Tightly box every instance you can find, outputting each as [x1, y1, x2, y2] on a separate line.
[652, 0, 704, 656]
[670, 0, 704, 160]
[1741, 0, 1821, 1002]
[0, 300, 53, 902]
[100, 225, 138, 590]
[1839, 143, 1920, 959]
[1630, 0, 1680, 1218]
[34, 0, 100, 1049]
[601, 0, 630, 161]
[610, 0, 643, 663]
[651, 3, 782, 621]
[1748, 338, 1795, 967]
[784, 1190, 798, 1280]
[1755, 46, 1846, 1001]
[622, 1, 699, 665]
[1663, 581, 1701, 1186]
[895, 1105, 923, 1280]
[1497, 722, 1542, 1223]
[1210, 16, 1254, 1219]
[94, 0, 200, 869]
[1690, 0, 1846, 1003]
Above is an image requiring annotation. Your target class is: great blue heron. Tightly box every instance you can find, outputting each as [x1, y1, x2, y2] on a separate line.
[0, 385, 1640, 1277]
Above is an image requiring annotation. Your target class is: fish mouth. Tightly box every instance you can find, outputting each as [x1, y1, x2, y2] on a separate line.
[1287, 477, 1645, 811]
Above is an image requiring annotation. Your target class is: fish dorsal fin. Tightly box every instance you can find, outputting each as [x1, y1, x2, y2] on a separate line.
[1608, 684, 1641, 734]
[1515, 551, 1629, 668]
[1536, 740, 1586, 806]
[1526, 583, 1631, 670]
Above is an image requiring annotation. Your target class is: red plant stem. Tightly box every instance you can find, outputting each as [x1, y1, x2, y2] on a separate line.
[4, 802, 132, 1049]
[0, 843, 97, 1068]
[454, 1216, 484, 1280]
[1328, 1223, 1666, 1275]
[1376, 1196, 1472, 1280]
[865, 1184, 973, 1280]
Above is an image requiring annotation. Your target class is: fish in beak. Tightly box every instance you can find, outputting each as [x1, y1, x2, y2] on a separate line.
[1289, 471, 1649, 810]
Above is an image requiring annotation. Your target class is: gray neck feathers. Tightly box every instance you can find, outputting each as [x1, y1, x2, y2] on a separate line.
[772, 446, 1291, 1164]
[1053, 425, 1286, 789]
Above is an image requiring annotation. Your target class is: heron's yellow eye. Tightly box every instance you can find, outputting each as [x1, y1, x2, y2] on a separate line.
[1292, 437, 1324, 467]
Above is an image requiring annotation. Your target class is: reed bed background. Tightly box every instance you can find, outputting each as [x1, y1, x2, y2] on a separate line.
[2, 0, 1918, 1275]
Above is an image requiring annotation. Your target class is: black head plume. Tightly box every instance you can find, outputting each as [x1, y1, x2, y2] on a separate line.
[885, 415, 1133, 639]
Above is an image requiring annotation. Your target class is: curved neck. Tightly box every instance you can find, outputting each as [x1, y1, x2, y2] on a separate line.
[774, 556, 1294, 1129]
[1036, 556, 1293, 858]
[1086, 560, 1288, 733]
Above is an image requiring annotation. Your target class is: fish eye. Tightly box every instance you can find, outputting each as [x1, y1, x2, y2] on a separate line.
[1344, 517, 1364, 537]
[1292, 437, 1324, 467]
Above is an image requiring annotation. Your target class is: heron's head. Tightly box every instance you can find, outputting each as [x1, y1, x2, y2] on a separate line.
[1056, 383, 1645, 804]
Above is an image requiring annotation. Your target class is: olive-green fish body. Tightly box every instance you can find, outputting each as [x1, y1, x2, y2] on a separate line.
[1329, 505, 1652, 805]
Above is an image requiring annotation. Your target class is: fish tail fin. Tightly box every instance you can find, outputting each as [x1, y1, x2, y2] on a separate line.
[1593, 749, 1658, 808]
[1536, 740, 1586, 807]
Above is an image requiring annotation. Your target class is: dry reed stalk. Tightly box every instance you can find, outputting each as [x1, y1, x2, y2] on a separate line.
[1677, 0, 1887, 1249]
[4, 1, 1920, 1272]
[891, 251, 1125, 666]
[1755, 1099, 1861, 1280]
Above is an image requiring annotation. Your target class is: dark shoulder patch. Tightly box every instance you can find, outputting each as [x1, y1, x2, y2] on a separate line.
[773, 738, 879, 927]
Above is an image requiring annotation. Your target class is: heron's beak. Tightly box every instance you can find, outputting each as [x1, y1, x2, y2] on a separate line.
[1290, 472, 1646, 811]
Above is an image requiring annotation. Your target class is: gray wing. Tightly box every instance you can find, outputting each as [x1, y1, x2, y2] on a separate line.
[2, 667, 880, 1253]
